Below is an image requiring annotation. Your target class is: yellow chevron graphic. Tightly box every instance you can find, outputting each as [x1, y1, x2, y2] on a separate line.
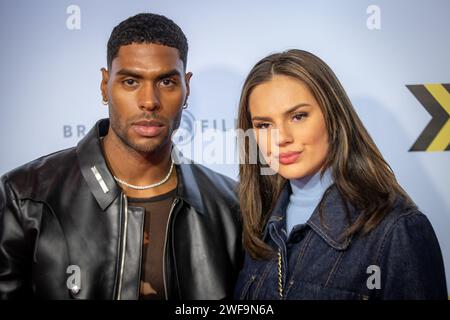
[424, 84, 450, 151]
[407, 83, 450, 152]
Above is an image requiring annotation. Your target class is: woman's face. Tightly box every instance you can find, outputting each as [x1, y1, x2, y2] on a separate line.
[248, 75, 329, 180]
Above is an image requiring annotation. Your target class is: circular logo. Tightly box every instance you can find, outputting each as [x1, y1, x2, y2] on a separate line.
[172, 110, 196, 146]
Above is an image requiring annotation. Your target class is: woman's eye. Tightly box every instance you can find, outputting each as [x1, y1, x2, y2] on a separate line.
[254, 123, 271, 129]
[293, 113, 307, 121]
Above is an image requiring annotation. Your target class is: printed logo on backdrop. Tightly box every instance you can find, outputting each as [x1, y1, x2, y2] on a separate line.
[172, 111, 239, 166]
[62, 113, 277, 175]
[172, 110, 196, 145]
[63, 124, 86, 138]
[407, 83, 450, 152]
[62, 111, 235, 141]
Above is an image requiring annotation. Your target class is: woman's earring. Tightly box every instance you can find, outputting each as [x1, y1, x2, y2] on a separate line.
[182, 102, 188, 109]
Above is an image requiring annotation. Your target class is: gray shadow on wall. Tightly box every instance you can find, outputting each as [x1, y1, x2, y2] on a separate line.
[179, 65, 246, 181]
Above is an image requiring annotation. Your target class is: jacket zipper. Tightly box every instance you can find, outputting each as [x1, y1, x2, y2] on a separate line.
[163, 197, 179, 300]
[115, 193, 129, 300]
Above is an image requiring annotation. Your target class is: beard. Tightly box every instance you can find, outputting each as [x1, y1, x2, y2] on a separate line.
[108, 108, 182, 155]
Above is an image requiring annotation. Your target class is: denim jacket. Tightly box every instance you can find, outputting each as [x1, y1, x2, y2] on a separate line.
[234, 184, 447, 300]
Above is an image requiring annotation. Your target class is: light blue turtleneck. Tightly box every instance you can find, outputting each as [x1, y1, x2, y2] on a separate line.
[286, 169, 334, 235]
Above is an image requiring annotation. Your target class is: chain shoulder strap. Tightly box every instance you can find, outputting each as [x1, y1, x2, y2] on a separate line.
[277, 248, 284, 299]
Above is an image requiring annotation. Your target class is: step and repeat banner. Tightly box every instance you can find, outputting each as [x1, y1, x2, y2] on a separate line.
[1, 0, 449, 293]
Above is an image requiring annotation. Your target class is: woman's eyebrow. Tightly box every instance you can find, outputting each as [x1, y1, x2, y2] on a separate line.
[251, 103, 311, 121]
[283, 103, 311, 115]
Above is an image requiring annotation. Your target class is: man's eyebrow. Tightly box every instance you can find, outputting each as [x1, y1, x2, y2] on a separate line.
[115, 69, 182, 80]
[251, 103, 311, 121]
[116, 69, 144, 78]
[155, 69, 182, 81]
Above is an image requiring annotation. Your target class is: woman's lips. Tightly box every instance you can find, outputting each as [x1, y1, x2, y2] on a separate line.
[277, 151, 302, 165]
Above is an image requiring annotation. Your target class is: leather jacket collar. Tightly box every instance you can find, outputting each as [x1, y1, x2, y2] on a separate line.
[76, 118, 205, 214]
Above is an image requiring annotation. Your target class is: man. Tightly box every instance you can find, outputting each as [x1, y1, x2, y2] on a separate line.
[0, 13, 242, 299]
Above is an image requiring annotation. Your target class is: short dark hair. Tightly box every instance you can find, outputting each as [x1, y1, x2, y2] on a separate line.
[107, 13, 188, 69]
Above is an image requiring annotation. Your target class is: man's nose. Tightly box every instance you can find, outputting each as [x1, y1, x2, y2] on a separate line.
[138, 83, 160, 112]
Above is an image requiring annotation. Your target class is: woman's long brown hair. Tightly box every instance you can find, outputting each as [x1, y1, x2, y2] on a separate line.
[238, 49, 414, 260]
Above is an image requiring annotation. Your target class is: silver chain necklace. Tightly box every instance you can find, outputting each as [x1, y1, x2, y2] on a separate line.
[113, 159, 174, 190]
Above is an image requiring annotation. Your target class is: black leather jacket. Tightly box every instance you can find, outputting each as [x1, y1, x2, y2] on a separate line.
[0, 119, 242, 299]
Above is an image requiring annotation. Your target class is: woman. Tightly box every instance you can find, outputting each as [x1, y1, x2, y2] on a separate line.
[234, 49, 447, 300]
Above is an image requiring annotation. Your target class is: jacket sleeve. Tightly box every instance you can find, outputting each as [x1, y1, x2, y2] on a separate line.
[0, 175, 32, 299]
[377, 211, 448, 299]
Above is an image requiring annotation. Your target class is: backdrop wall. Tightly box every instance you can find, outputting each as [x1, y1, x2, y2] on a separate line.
[1, 0, 449, 294]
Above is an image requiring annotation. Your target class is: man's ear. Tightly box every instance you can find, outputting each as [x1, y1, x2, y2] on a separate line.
[184, 71, 193, 102]
[100, 67, 110, 102]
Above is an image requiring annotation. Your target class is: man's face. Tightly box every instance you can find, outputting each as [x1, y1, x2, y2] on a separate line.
[101, 43, 192, 154]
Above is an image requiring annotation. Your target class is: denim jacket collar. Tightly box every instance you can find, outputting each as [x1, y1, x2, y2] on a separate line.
[264, 182, 354, 250]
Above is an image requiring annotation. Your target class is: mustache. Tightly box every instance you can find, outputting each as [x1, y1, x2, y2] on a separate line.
[129, 113, 169, 126]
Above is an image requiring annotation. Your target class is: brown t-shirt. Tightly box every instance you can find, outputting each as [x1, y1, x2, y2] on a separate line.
[128, 188, 177, 300]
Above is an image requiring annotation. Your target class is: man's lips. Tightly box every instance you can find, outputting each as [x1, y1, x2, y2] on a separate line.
[132, 120, 165, 137]
[133, 119, 164, 127]
[276, 151, 302, 165]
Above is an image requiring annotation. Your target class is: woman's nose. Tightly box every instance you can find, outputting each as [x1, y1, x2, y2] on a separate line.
[276, 124, 294, 147]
